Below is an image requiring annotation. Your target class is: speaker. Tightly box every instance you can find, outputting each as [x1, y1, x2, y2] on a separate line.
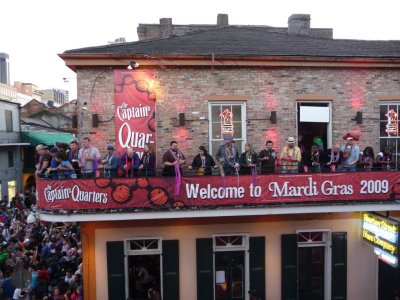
[72, 115, 78, 129]
[270, 111, 277, 124]
[355, 111, 363, 124]
[179, 113, 185, 126]
[92, 114, 99, 128]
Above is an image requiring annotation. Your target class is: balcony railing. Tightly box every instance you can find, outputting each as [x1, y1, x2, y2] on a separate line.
[36, 165, 400, 215]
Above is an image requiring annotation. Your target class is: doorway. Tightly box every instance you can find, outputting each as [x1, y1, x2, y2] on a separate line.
[215, 251, 245, 300]
[298, 246, 324, 300]
[297, 102, 332, 152]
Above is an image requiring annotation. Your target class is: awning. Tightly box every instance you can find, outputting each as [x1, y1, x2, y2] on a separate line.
[21, 132, 76, 146]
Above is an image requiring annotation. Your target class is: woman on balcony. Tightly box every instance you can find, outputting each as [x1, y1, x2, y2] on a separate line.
[239, 143, 258, 175]
[188, 146, 216, 176]
[139, 144, 156, 177]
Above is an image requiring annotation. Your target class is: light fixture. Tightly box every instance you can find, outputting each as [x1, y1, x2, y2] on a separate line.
[127, 61, 140, 69]
[269, 111, 277, 124]
[82, 101, 88, 110]
[179, 113, 185, 126]
[352, 111, 362, 124]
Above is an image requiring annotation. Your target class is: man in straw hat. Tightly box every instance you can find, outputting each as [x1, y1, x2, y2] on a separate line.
[215, 135, 240, 175]
[341, 133, 360, 172]
[279, 137, 301, 174]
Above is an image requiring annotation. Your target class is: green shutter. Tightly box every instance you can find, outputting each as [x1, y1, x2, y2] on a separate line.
[162, 240, 180, 300]
[196, 238, 214, 300]
[332, 232, 347, 300]
[281, 234, 298, 300]
[249, 236, 266, 299]
[106, 241, 126, 300]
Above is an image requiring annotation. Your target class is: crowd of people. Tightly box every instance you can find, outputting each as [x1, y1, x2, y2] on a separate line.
[0, 191, 83, 300]
[34, 133, 397, 180]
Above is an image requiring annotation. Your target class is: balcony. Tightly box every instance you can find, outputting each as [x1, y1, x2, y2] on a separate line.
[36, 167, 400, 222]
[0, 130, 21, 144]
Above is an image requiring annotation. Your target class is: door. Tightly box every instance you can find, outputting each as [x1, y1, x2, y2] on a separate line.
[215, 251, 245, 300]
[298, 247, 324, 300]
[378, 260, 399, 300]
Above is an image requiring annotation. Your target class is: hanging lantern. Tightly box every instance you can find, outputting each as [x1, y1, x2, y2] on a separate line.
[385, 109, 398, 136]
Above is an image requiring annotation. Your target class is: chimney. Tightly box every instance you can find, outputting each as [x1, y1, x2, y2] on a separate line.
[217, 14, 229, 27]
[160, 18, 174, 38]
[288, 14, 310, 35]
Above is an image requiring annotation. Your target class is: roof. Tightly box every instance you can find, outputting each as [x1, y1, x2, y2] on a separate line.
[21, 132, 75, 146]
[63, 26, 400, 59]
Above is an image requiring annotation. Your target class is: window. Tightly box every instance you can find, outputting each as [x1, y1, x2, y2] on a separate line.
[7, 180, 15, 201]
[5, 110, 13, 132]
[8, 151, 14, 168]
[379, 103, 400, 165]
[209, 102, 246, 155]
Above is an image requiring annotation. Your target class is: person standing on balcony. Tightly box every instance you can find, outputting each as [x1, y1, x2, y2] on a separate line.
[101, 144, 119, 178]
[35, 144, 51, 178]
[68, 140, 80, 177]
[215, 135, 240, 176]
[326, 144, 343, 172]
[341, 133, 360, 172]
[258, 140, 276, 174]
[162, 141, 186, 176]
[188, 145, 216, 176]
[376, 146, 395, 170]
[239, 143, 258, 175]
[78, 137, 100, 179]
[139, 144, 156, 177]
[119, 147, 140, 177]
[280, 137, 301, 174]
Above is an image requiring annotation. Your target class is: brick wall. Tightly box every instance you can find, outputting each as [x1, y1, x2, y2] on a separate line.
[76, 67, 400, 166]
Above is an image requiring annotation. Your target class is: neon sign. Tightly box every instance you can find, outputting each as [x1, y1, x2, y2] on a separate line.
[220, 109, 234, 134]
[385, 109, 398, 136]
[362, 212, 399, 267]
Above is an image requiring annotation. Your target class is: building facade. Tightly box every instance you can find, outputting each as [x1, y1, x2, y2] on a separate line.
[36, 14, 400, 300]
[0, 52, 10, 85]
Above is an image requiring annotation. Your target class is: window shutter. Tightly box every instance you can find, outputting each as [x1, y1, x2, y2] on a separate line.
[332, 232, 347, 300]
[196, 238, 213, 300]
[281, 234, 298, 300]
[162, 240, 180, 300]
[106, 241, 126, 300]
[249, 236, 266, 299]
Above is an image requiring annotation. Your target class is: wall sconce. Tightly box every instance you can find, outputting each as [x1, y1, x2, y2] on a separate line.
[352, 111, 363, 124]
[92, 114, 99, 128]
[127, 61, 140, 69]
[179, 113, 185, 126]
[269, 111, 277, 124]
[82, 101, 88, 110]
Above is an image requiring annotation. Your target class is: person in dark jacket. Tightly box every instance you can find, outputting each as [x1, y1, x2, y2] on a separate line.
[188, 146, 216, 175]
[139, 144, 156, 177]
[239, 143, 258, 175]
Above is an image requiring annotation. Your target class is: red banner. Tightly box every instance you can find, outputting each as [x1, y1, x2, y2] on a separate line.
[114, 70, 156, 157]
[37, 172, 400, 211]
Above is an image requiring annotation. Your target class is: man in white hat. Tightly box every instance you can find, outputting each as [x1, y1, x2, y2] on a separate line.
[215, 135, 240, 175]
[280, 137, 302, 174]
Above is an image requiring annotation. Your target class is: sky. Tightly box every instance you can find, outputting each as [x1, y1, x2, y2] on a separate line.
[2, 0, 400, 101]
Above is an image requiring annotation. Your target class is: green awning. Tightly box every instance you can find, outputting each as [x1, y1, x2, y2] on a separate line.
[21, 132, 76, 146]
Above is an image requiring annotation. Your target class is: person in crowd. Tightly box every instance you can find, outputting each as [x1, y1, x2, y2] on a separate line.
[215, 135, 240, 176]
[341, 133, 360, 172]
[139, 144, 156, 177]
[101, 144, 119, 178]
[280, 137, 302, 174]
[239, 143, 258, 175]
[306, 143, 323, 173]
[45, 147, 60, 179]
[78, 137, 100, 179]
[119, 147, 140, 177]
[258, 140, 276, 174]
[326, 144, 343, 172]
[359, 146, 375, 171]
[67, 140, 80, 177]
[35, 145, 51, 179]
[162, 141, 186, 176]
[55, 152, 76, 179]
[188, 146, 216, 176]
[376, 146, 395, 170]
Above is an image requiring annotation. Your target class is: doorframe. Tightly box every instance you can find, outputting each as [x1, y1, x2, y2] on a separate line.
[296, 101, 333, 150]
[123, 237, 163, 299]
[213, 233, 250, 300]
[296, 229, 332, 300]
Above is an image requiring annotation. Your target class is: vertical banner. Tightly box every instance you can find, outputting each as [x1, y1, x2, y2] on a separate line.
[114, 70, 156, 158]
